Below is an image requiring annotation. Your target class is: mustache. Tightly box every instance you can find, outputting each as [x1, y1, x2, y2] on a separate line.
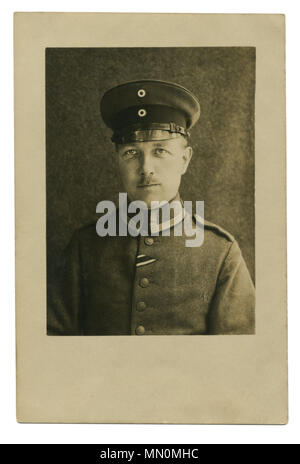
[138, 176, 161, 186]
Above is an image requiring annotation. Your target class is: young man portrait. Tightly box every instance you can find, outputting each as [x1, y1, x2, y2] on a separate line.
[47, 74, 255, 336]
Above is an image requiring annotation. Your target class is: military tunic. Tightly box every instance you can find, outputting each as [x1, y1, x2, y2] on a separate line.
[47, 211, 255, 336]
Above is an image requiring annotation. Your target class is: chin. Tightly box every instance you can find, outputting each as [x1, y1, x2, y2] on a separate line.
[131, 190, 162, 207]
[129, 186, 178, 207]
[137, 196, 155, 208]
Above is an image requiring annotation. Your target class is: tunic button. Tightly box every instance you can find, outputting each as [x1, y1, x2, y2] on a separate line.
[136, 301, 147, 312]
[144, 237, 154, 246]
[139, 277, 149, 288]
[136, 325, 146, 335]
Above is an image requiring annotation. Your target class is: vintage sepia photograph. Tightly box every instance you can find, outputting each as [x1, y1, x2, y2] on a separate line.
[14, 12, 287, 425]
[46, 47, 255, 336]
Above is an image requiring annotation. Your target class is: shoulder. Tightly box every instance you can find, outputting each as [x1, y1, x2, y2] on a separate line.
[77, 221, 97, 235]
[69, 222, 99, 247]
[193, 214, 235, 243]
[189, 214, 240, 266]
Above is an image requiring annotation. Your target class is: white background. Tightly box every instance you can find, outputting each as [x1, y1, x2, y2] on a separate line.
[1, 0, 299, 445]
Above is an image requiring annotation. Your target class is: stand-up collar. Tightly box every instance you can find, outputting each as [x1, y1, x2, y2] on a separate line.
[124, 192, 186, 236]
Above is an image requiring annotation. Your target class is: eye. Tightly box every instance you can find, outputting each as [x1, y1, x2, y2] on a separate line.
[122, 149, 139, 160]
[154, 148, 169, 157]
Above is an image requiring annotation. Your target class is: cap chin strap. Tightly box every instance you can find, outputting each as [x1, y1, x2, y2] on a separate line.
[112, 122, 190, 143]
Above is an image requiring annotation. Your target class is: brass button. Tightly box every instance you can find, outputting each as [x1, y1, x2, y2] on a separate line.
[136, 301, 147, 312]
[136, 325, 146, 335]
[144, 237, 154, 246]
[140, 277, 149, 288]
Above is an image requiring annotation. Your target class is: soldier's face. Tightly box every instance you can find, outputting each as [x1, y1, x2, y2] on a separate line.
[117, 136, 193, 207]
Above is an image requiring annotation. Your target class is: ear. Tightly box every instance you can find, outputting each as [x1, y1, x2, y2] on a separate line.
[181, 146, 193, 175]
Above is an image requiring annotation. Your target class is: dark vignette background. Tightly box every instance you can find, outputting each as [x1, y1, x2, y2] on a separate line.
[46, 47, 255, 285]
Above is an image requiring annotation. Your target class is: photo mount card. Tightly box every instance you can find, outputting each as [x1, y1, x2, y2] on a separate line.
[14, 13, 287, 424]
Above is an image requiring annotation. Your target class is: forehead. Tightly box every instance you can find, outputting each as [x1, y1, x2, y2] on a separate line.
[117, 137, 186, 151]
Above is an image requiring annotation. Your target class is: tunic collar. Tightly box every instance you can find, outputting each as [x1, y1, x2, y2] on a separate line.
[124, 191, 186, 236]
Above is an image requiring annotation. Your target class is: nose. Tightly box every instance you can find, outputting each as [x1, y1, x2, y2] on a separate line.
[139, 152, 154, 177]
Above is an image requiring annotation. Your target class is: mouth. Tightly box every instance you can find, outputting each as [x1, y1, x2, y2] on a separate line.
[137, 183, 161, 189]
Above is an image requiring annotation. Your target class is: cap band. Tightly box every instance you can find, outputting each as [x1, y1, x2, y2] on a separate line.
[112, 122, 189, 143]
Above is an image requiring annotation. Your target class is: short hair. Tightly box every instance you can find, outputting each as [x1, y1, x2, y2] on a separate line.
[181, 134, 190, 147]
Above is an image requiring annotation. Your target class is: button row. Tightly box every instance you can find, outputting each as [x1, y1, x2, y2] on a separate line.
[135, 234, 152, 335]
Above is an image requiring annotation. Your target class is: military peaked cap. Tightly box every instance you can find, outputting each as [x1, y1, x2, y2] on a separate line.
[100, 79, 200, 143]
